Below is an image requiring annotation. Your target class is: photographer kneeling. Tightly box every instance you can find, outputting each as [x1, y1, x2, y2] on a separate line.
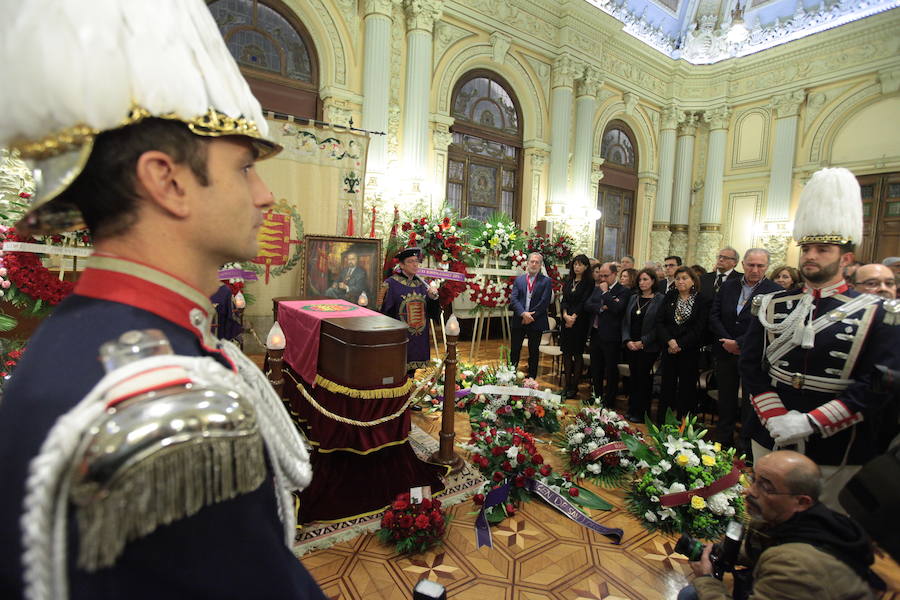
[679, 450, 876, 600]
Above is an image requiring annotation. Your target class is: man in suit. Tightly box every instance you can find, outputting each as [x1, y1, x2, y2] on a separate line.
[698, 246, 742, 303]
[655, 255, 682, 294]
[325, 251, 369, 303]
[585, 262, 631, 401]
[509, 252, 553, 378]
[709, 248, 782, 452]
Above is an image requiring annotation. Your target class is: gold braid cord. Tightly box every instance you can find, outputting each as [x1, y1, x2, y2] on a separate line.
[314, 374, 414, 399]
[284, 359, 445, 427]
[285, 361, 444, 427]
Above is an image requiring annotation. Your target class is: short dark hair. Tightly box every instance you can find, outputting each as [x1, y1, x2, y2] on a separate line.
[690, 264, 707, 276]
[59, 118, 210, 239]
[606, 262, 619, 274]
[637, 267, 658, 285]
[620, 267, 638, 288]
[673, 265, 700, 292]
[665, 255, 683, 266]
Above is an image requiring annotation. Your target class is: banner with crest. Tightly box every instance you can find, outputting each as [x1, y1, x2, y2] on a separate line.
[246, 120, 369, 317]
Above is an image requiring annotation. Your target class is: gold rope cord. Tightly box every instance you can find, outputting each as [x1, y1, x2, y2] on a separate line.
[313, 373, 414, 398]
[283, 358, 445, 427]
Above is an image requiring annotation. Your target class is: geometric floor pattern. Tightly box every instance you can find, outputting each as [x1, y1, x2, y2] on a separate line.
[286, 340, 900, 600]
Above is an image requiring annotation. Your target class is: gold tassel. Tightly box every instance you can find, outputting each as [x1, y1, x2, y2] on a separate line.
[75, 433, 266, 571]
[313, 374, 414, 399]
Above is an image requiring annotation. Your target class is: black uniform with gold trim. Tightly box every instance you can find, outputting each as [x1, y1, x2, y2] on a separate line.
[740, 280, 900, 465]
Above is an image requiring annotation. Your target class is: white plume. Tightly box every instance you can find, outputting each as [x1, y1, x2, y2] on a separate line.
[793, 167, 863, 245]
[0, 0, 268, 149]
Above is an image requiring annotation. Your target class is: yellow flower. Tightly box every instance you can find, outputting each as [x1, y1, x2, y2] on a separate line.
[675, 454, 690, 466]
[691, 496, 707, 510]
[713, 442, 722, 452]
[702, 455, 716, 467]
[509, 234, 517, 240]
[739, 474, 750, 488]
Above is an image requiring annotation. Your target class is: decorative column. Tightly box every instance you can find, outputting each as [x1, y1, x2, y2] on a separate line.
[523, 142, 549, 227]
[430, 114, 454, 210]
[650, 105, 679, 262]
[636, 175, 657, 265]
[401, 0, 443, 182]
[669, 112, 698, 260]
[571, 67, 602, 209]
[362, 0, 396, 176]
[764, 90, 805, 266]
[698, 106, 731, 269]
[547, 54, 580, 218]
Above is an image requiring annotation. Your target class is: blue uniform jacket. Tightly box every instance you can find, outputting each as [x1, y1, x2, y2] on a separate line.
[739, 282, 900, 465]
[0, 255, 325, 600]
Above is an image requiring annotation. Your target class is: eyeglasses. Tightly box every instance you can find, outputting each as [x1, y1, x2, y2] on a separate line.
[857, 279, 896, 289]
[745, 474, 797, 496]
[718, 255, 738, 261]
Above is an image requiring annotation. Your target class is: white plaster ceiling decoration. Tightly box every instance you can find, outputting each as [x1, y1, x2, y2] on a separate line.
[582, 0, 900, 64]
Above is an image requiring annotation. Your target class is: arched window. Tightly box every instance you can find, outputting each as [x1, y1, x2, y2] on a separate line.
[208, 0, 320, 119]
[595, 120, 638, 262]
[446, 72, 523, 221]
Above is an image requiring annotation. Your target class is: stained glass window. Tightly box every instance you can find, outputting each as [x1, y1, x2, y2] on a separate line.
[208, 0, 313, 83]
[447, 72, 522, 221]
[601, 128, 636, 169]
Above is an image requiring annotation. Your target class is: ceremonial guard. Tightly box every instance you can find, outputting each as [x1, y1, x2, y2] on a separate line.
[377, 247, 441, 374]
[0, 2, 324, 599]
[740, 168, 900, 512]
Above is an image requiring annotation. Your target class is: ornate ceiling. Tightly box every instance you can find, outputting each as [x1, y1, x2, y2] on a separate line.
[583, 0, 900, 64]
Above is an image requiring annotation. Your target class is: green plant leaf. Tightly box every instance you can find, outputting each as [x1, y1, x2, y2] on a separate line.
[0, 313, 17, 332]
[568, 486, 613, 510]
[623, 433, 657, 465]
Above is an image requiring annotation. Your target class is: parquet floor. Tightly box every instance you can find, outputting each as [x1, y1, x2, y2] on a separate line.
[275, 339, 900, 600]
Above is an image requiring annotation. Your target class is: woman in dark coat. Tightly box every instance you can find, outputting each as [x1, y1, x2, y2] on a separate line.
[621, 268, 664, 422]
[559, 254, 594, 398]
[655, 265, 709, 421]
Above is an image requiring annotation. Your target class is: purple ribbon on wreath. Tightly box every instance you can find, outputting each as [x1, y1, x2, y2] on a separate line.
[474, 479, 624, 549]
[435, 388, 471, 401]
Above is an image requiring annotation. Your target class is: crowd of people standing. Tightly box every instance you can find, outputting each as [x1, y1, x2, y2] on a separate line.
[547, 247, 899, 456]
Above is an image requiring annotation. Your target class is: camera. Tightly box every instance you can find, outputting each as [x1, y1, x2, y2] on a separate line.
[675, 520, 745, 580]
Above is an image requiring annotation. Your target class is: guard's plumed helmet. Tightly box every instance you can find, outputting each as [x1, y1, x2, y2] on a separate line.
[793, 167, 863, 247]
[0, 0, 281, 234]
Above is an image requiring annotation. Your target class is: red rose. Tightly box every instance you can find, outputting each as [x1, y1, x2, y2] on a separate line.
[398, 515, 414, 529]
[472, 493, 485, 506]
[515, 475, 525, 487]
[568, 487, 580, 497]
[381, 511, 395, 528]
[420, 498, 432, 510]
[516, 453, 526, 463]
[505, 503, 516, 515]
[501, 460, 512, 471]
[539, 464, 552, 476]
[392, 499, 409, 511]
[430, 512, 444, 526]
[531, 454, 544, 465]
[491, 446, 504, 456]
[523, 467, 535, 478]
[414, 514, 430, 530]
[493, 471, 504, 482]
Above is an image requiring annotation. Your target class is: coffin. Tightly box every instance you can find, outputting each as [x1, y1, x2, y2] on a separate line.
[318, 315, 408, 388]
[272, 296, 408, 388]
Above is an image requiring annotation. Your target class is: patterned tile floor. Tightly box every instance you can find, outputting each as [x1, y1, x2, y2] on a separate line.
[275, 339, 900, 599]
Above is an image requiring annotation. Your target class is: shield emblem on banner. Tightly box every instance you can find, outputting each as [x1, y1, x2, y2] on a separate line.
[251, 199, 303, 283]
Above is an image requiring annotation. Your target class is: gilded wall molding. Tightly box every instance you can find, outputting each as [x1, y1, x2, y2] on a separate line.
[435, 44, 546, 139]
[731, 107, 770, 170]
[433, 21, 477, 69]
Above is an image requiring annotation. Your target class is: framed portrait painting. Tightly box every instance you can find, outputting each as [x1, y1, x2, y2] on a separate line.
[300, 235, 383, 306]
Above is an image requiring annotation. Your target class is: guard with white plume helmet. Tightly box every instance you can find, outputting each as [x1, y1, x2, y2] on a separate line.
[0, 2, 326, 599]
[738, 166, 900, 514]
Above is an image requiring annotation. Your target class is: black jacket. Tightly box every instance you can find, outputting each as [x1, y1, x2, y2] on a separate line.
[621, 293, 665, 353]
[560, 276, 594, 322]
[656, 291, 710, 351]
[709, 277, 782, 354]
[584, 282, 632, 343]
[698, 269, 742, 303]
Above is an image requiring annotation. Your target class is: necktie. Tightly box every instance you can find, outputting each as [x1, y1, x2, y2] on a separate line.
[715, 273, 725, 292]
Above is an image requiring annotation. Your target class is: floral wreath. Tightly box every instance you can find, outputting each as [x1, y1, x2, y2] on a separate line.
[0, 227, 76, 320]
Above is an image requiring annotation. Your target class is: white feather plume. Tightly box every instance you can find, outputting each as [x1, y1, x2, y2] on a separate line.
[0, 0, 268, 149]
[793, 167, 863, 245]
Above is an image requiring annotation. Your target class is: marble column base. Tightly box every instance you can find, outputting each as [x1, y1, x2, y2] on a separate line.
[696, 230, 723, 272]
[668, 231, 689, 262]
[649, 229, 672, 264]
